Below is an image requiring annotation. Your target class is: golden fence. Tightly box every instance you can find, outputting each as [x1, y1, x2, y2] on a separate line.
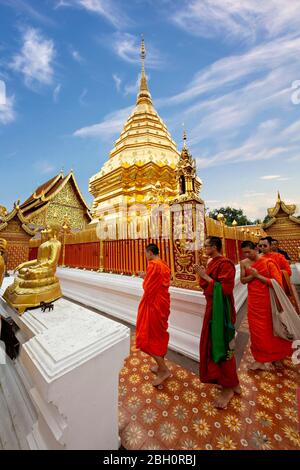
[28, 217, 262, 290]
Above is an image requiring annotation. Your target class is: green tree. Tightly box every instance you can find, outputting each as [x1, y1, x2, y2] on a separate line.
[208, 206, 254, 226]
[263, 214, 271, 224]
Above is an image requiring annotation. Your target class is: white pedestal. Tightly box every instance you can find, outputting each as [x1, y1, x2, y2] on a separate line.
[57, 266, 247, 362]
[0, 283, 130, 450]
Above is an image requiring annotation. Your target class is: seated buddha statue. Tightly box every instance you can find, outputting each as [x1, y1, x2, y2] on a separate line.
[3, 226, 62, 314]
[0, 238, 7, 288]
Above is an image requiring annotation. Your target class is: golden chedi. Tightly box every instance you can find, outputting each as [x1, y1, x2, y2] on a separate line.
[3, 226, 62, 314]
[89, 36, 180, 231]
[0, 238, 7, 288]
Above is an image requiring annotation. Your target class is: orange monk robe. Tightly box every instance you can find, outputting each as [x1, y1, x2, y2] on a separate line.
[264, 252, 292, 277]
[247, 257, 292, 363]
[136, 259, 171, 357]
[199, 256, 239, 388]
[264, 252, 300, 313]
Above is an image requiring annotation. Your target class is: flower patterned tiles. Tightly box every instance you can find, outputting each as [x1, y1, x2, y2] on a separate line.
[119, 336, 300, 450]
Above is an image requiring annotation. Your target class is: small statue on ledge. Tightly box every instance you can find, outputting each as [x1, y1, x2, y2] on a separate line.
[3, 225, 62, 314]
[41, 301, 54, 312]
[0, 238, 7, 288]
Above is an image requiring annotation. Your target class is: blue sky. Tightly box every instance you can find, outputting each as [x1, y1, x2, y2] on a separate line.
[0, 0, 300, 220]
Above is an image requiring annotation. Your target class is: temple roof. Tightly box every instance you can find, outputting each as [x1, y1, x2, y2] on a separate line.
[263, 192, 300, 229]
[90, 36, 180, 185]
[20, 171, 91, 221]
[0, 204, 36, 236]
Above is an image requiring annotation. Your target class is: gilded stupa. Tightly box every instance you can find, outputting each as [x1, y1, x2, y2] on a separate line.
[89, 36, 180, 229]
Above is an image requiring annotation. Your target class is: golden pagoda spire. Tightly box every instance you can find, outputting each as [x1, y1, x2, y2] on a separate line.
[277, 190, 281, 201]
[183, 125, 187, 149]
[136, 34, 152, 105]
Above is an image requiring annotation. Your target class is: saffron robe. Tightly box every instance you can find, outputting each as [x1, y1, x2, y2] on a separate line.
[247, 256, 292, 362]
[199, 256, 239, 388]
[136, 259, 171, 357]
[264, 252, 299, 314]
[264, 252, 292, 277]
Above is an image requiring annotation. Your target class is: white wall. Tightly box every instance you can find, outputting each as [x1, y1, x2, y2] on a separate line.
[57, 266, 247, 362]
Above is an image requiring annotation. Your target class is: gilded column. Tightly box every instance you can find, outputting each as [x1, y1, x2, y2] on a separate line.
[217, 213, 226, 257]
[232, 219, 240, 263]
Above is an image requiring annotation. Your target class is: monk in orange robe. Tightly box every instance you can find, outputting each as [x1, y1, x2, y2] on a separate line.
[241, 240, 292, 371]
[136, 243, 171, 386]
[194, 236, 240, 409]
[259, 237, 300, 314]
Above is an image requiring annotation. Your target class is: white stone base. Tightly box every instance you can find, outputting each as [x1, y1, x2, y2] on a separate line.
[0, 279, 130, 450]
[57, 266, 247, 362]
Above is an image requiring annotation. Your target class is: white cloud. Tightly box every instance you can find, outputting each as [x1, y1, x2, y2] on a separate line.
[107, 33, 163, 69]
[156, 34, 300, 169]
[0, 95, 16, 125]
[33, 160, 55, 175]
[56, 0, 129, 29]
[112, 74, 122, 92]
[124, 74, 140, 95]
[73, 105, 132, 140]
[161, 36, 300, 107]
[243, 191, 267, 198]
[10, 28, 55, 87]
[70, 47, 84, 63]
[53, 83, 61, 102]
[0, 0, 55, 26]
[172, 0, 300, 43]
[79, 88, 88, 105]
[260, 175, 281, 180]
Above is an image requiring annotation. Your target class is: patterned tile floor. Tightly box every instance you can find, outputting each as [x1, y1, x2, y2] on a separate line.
[119, 337, 300, 450]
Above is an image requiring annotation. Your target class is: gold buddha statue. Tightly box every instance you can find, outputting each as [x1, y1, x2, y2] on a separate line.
[3, 226, 62, 314]
[0, 238, 7, 288]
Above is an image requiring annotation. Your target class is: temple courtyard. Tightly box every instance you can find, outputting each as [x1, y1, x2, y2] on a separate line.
[1, 291, 299, 451]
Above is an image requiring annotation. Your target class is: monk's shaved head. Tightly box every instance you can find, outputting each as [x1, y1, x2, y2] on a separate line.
[146, 243, 159, 255]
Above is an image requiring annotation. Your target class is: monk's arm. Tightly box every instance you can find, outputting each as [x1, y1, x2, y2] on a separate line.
[249, 266, 275, 286]
[204, 261, 235, 297]
[268, 260, 283, 286]
[253, 273, 271, 285]
[142, 263, 160, 299]
[280, 255, 292, 276]
[240, 261, 254, 284]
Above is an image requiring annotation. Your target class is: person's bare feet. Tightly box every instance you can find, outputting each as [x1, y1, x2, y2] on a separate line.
[215, 384, 241, 394]
[233, 385, 242, 395]
[214, 388, 234, 409]
[151, 365, 159, 374]
[248, 361, 274, 371]
[152, 369, 171, 387]
[273, 360, 284, 370]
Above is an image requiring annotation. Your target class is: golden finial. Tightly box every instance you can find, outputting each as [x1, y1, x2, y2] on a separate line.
[183, 124, 187, 149]
[137, 34, 151, 104]
[232, 219, 237, 227]
[15, 198, 20, 210]
[277, 190, 281, 201]
[141, 33, 146, 66]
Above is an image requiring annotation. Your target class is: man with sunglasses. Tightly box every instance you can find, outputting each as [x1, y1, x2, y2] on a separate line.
[194, 236, 240, 409]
